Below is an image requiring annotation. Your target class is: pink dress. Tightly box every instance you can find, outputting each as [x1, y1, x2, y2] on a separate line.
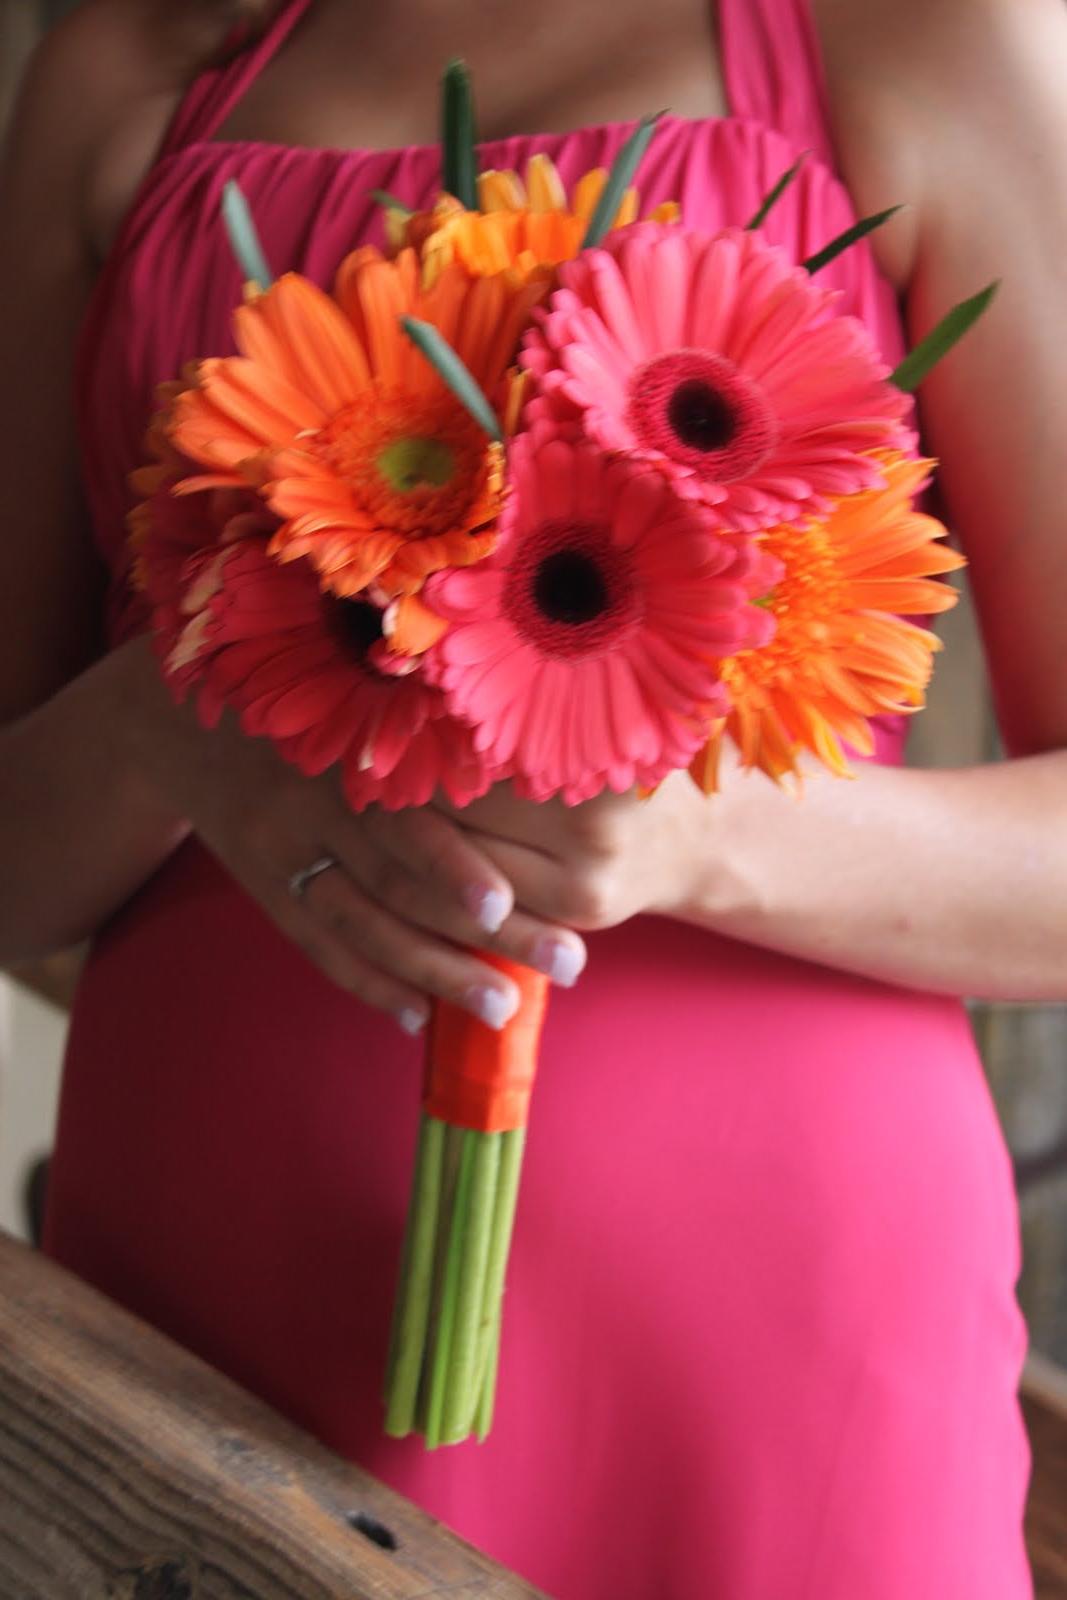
[42, 2, 1034, 1594]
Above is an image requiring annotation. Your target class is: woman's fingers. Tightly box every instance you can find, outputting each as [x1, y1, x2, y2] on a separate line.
[291, 915, 433, 1037]
[347, 803, 588, 985]
[174, 721, 589, 1029]
[432, 788, 564, 853]
[456, 830, 600, 929]
[299, 862, 524, 1029]
[358, 802, 515, 933]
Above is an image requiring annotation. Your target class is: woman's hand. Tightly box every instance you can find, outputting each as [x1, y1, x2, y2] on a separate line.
[0, 637, 587, 1032]
[125, 652, 588, 1036]
[434, 769, 729, 934]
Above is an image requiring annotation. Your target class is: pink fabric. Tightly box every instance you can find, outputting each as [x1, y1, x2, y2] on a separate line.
[44, 2, 1033, 1595]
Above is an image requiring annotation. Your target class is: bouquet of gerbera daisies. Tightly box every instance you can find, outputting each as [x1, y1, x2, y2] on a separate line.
[132, 63, 988, 1448]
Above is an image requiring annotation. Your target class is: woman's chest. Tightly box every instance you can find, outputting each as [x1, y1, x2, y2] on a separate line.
[211, 0, 730, 152]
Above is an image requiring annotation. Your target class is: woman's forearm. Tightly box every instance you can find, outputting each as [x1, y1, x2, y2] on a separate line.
[681, 749, 1067, 1001]
[0, 637, 190, 964]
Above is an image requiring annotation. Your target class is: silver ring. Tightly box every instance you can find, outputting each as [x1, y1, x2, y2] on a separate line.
[288, 854, 340, 900]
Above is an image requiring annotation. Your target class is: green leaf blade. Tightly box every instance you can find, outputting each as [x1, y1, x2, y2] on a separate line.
[221, 180, 274, 292]
[441, 58, 479, 210]
[371, 188, 412, 216]
[580, 112, 663, 251]
[802, 206, 903, 276]
[401, 316, 503, 442]
[890, 282, 1000, 393]
[745, 152, 809, 231]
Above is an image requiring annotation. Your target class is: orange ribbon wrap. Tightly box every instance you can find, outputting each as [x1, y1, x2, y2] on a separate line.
[423, 954, 551, 1133]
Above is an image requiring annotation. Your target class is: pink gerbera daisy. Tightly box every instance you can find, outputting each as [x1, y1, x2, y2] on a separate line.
[425, 430, 776, 805]
[521, 224, 915, 532]
[144, 518, 496, 810]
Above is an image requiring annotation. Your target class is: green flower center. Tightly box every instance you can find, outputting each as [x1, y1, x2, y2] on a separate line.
[376, 436, 456, 493]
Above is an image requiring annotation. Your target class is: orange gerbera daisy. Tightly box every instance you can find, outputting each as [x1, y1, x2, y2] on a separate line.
[170, 247, 544, 610]
[388, 152, 680, 287]
[690, 453, 967, 788]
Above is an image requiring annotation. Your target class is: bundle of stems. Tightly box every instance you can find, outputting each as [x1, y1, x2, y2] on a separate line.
[384, 1118, 526, 1444]
[383, 955, 548, 1446]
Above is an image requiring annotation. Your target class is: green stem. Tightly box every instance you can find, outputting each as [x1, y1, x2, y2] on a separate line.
[383, 1115, 446, 1437]
[441, 58, 478, 209]
[475, 1308, 501, 1443]
[384, 1112, 438, 1393]
[441, 1133, 502, 1442]
[220, 180, 274, 291]
[415, 1122, 464, 1435]
[471, 1128, 526, 1424]
[744, 152, 808, 230]
[422, 1129, 477, 1448]
[580, 113, 662, 250]
[802, 205, 902, 276]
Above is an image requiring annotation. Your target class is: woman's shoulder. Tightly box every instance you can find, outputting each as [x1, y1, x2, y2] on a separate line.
[812, 0, 1063, 289]
[8, 1, 284, 262]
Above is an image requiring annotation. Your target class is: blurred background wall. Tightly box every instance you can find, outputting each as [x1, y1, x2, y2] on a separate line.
[0, 0, 1065, 1371]
[0, 0, 81, 1243]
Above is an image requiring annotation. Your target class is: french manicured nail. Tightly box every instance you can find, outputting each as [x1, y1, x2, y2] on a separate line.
[464, 884, 510, 935]
[465, 984, 520, 1031]
[531, 937, 586, 988]
[395, 1007, 428, 1037]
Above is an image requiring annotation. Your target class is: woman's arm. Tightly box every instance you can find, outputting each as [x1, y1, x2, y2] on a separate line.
[0, 641, 190, 963]
[0, 4, 192, 956]
[446, 0, 1067, 1003]
[819, 0, 1067, 758]
[676, 752, 1067, 1001]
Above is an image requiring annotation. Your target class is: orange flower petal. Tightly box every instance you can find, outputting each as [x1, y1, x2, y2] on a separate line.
[385, 593, 451, 655]
[526, 153, 568, 213]
[270, 520, 403, 593]
[235, 273, 372, 410]
[173, 357, 327, 469]
[478, 169, 527, 211]
[843, 577, 961, 613]
[688, 721, 727, 794]
[378, 524, 498, 594]
[719, 452, 963, 782]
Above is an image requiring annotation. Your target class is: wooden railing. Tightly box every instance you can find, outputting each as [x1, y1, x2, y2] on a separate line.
[1023, 1356, 1067, 1600]
[0, 1229, 545, 1599]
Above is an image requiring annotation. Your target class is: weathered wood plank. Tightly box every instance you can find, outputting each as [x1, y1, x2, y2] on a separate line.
[1022, 1388, 1067, 1598]
[0, 1230, 547, 1600]
[1023, 1359, 1067, 1600]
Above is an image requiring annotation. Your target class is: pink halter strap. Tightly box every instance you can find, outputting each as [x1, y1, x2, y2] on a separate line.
[717, 0, 837, 168]
[158, 0, 316, 158]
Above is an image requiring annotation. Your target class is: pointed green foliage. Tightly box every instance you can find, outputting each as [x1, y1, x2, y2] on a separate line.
[890, 282, 1000, 393]
[371, 188, 412, 215]
[745, 152, 809, 231]
[580, 112, 663, 250]
[401, 316, 503, 442]
[221, 179, 274, 291]
[441, 58, 479, 210]
[803, 206, 902, 275]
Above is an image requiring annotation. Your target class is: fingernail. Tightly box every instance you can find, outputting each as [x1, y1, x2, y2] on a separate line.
[395, 1007, 428, 1037]
[531, 937, 586, 988]
[463, 884, 511, 935]
[464, 984, 520, 1031]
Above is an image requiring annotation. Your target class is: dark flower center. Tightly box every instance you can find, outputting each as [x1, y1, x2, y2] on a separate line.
[667, 379, 738, 452]
[502, 518, 640, 659]
[533, 550, 611, 625]
[335, 598, 385, 661]
[627, 348, 780, 483]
